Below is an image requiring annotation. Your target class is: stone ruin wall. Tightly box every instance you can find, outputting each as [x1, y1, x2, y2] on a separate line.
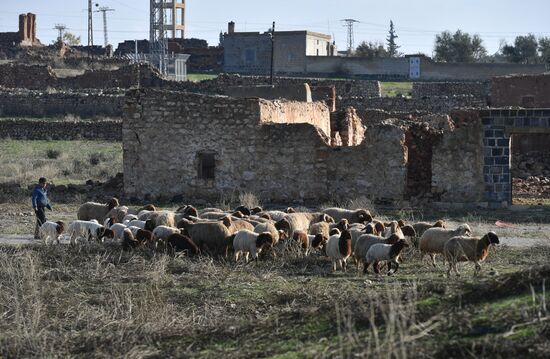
[0, 119, 121, 141]
[491, 73, 550, 107]
[123, 89, 407, 203]
[412, 81, 489, 100]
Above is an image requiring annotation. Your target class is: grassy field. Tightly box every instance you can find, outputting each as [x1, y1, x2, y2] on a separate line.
[0, 237, 548, 358]
[187, 73, 219, 82]
[380, 82, 413, 97]
[0, 140, 122, 187]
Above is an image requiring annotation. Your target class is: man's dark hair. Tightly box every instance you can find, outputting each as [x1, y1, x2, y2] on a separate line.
[39, 177, 47, 184]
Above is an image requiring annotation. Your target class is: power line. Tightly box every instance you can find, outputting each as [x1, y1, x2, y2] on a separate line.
[341, 19, 359, 56]
[95, 6, 115, 47]
[53, 24, 67, 43]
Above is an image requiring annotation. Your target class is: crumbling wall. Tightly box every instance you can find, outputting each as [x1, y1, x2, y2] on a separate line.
[225, 84, 312, 102]
[0, 63, 57, 89]
[330, 107, 365, 146]
[432, 114, 485, 203]
[412, 81, 489, 100]
[326, 124, 408, 203]
[0, 119, 121, 140]
[491, 74, 550, 107]
[258, 100, 331, 138]
[0, 89, 123, 118]
[342, 95, 485, 114]
[124, 89, 408, 203]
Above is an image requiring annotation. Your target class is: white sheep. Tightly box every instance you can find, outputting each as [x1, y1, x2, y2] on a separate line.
[39, 221, 66, 245]
[122, 214, 139, 223]
[109, 223, 128, 243]
[77, 198, 120, 222]
[67, 220, 114, 245]
[418, 224, 472, 267]
[254, 222, 286, 245]
[444, 232, 500, 276]
[364, 239, 410, 275]
[284, 212, 334, 238]
[233, 229, 274, 263]
[126, 219, 146, 229]
[152, 225, 181, 242]
[353, 233, 401, 272]
[325, 230, 352, 272]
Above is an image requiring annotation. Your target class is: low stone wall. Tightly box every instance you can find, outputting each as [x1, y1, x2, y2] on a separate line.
[412, 81, 489, 100]
[0, 63, 57, 89]
[343, 95, 486, 114]
[0, 89, 124, 118]
[0, 119, 121, 140]
[491, 74, 550, 107]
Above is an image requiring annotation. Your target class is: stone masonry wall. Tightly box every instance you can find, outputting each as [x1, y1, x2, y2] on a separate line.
[491, 74, 550, 107]
[0, 119, 121, 140]
[412, 81, 489, 100]
[480, 108, 550, 206]
[0, 89, 124, 118]
[123, 89, 407, 203]
[342, 95, 485, 115]
[258, 100, 331, 138]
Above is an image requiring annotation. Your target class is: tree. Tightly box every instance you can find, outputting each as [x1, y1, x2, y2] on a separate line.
[386, 20, 400, 57]
[355, 41, 388, 58]
[60, 32, 81, 46]
[502, 34, 538, 63]
[539, 37, 550, 66]
[433, 30, 487, 62]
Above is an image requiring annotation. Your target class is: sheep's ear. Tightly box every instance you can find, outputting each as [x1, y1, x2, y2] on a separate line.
[375, 222, 385, 234]
[286, 207, 295, 213]
[222, 216, 232, 228]
[398, 220, 406, 228]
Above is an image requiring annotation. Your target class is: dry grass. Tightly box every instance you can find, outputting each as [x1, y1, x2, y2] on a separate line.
[0, 238, 548, 357]
[0, 140, 122, 187]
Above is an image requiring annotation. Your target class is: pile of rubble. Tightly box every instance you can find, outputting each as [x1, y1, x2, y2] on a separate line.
[512, 151, 550, 179]
[513, 176, 550, 199]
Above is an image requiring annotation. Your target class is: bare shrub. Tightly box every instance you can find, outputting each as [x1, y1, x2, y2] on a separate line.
[46, 149, 62, 159]
[238, 192, 261, 209]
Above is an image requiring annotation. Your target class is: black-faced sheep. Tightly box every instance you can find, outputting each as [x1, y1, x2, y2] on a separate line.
[292, 230, 326, 256]
[77, 198, 120, 222]
[443, 232, 499, 276]
[418, 224, 472, 267]
[254, 222, 286, 245]
[322, 207, 373, 224]
[364, 239, 409, 275]
[326, 229, 352, 272]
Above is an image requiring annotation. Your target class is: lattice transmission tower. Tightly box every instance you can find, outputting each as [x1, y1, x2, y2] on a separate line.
[341, 19, 359, 56]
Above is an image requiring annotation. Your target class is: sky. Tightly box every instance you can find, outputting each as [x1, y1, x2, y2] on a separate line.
[1, 0, 549, 56]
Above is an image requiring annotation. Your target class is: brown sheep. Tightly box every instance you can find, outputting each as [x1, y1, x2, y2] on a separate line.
[444, 232, 499, 276]
[166, 233, 201, 255]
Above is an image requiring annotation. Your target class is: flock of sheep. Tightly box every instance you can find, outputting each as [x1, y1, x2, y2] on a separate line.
[38, 198, 500, 276]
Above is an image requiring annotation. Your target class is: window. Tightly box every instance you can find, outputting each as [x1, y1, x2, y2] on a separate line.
[198, 153, 216, 179]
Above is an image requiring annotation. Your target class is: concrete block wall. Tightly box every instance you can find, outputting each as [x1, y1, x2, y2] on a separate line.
[480, 109, 550, 206]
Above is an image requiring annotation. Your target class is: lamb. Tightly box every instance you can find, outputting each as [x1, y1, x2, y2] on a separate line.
[322, 207, 373, 224]
[308, 221, 330, 238]
[109, 223, 128, 242]
[444, 232, 499, 276]
[67, 220, 115, 245]
[418, 224, 472, 267]
[233, 229, 274, 263]
[38, 221, 65, 245]
[226, 217, 255, 234]
[254, 222, 286, 245]
[284, 212, 334, 238]
[292, 230, 326, 256]
[104, 206, 129, 224]
[77, 198, 120, 222]
[152, 225, 181, 242]
[364, 239, 409, 275]
[121, 228, 139, 249]
[353, 233, 401, 272]
[135, 228, 154, 245]
[234, 205, 251, 217]
[325, 229, 352, 272]
[126, 219, 146, 229]
[165, 233, 201, 255]
[181, 218, 234, 257]
[412, 220, 446, 240]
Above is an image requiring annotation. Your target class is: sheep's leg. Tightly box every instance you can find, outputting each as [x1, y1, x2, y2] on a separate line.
[332, 261, 337, 272]
[235, 251, 240, 262]
[474, 261, 481, 275]
[430, 253, 437, 267]
[453, 262, 460, 276]
[373, 262, 380, 274]
[363, 262, 370, 275]
[390, 260, 400, 275]
[245, 252, 249, 263]
[446, 261, 452, 276]
[342, 259, 347, 273]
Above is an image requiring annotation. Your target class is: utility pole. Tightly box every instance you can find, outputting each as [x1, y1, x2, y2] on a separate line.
[341, 19, 359, 56]
[87, 0, 94, 46]
[270, 21, 275, 85]
[95, 6, 114, 47]
[150, 0, 168, 75]
[54, 24, 67, 43]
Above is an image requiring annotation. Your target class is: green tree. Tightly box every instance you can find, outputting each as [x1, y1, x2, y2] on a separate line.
[434, 30, 487, 62]
[386, 20, 400, 57]
[502, 34, 538, 63]
[355, 41, 388, 58]
[62, 32, 81, 46]
[538, 37, 550, 66]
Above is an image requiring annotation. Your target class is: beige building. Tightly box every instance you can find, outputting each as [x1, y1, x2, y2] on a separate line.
[223, 22, 336, 75]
